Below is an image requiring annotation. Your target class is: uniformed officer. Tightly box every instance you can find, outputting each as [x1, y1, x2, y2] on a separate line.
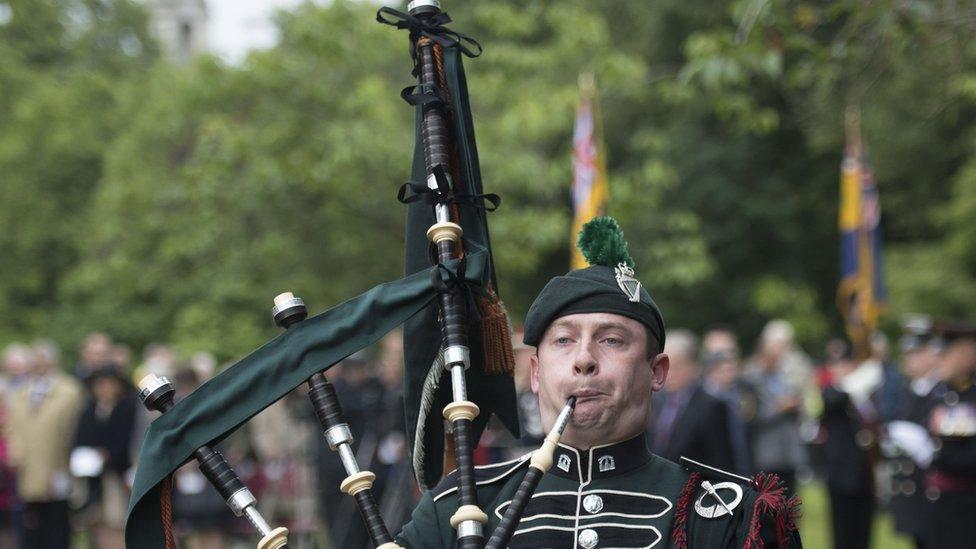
[922, 323, 976, 548]
[883, 317, 939, 549]
[395, 217, 801, 548]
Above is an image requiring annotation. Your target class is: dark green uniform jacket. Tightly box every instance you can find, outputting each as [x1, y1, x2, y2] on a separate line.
[397, 433, 800, 548]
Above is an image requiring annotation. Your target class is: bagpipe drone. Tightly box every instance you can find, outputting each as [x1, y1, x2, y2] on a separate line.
[125, 2, 575, 548]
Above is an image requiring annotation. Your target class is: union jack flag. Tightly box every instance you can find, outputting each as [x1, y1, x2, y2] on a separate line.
[570, 73, 609, 270]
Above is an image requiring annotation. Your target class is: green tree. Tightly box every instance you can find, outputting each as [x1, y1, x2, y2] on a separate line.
[0, 0, 156, 344]
[61, 0, 710, 359]
[606, 0, 976, 348]
[9, 0, 976, 360]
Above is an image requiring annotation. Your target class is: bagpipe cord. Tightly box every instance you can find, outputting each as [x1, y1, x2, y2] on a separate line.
[161, 474, 177, 549]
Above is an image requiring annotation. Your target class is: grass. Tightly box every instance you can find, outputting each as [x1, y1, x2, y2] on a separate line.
[799, 482, 913, 549]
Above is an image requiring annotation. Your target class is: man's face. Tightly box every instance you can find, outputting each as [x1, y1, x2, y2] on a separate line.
[2, 351, 30, 377]
[706, 359, 737, 390]
[530, 313, 669, 449]
[703, 330, 738, 358]
[81, 332, 112, 365]
[761, 337, 789, 368]
[939, 339, 976, 381]
[903, 346, 936, 380]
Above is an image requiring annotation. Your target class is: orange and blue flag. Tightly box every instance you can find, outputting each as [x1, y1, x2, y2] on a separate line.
[838, 113, 887, 357]
[570, 73, 610, 269]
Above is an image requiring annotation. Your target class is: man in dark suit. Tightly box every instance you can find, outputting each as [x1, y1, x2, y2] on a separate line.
[885, 319, 939, 549]
[818, 343, 879, 549]
[648, 330, 737, 472]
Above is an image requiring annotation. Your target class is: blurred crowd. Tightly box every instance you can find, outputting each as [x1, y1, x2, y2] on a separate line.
[0, 331, 412, 549]
[1, 316, 974, 549]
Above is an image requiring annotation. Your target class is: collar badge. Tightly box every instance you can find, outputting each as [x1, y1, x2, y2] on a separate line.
[557, 454, 572, 473]
[614, 263, 641, 303]
[597, 455, 616, 473]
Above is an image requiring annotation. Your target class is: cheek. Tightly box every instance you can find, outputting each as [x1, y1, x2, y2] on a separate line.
[531, 356, 551, 395]
[618, 353, 653, 393]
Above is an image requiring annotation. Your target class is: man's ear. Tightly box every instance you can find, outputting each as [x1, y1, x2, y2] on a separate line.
[530, 353, 540, 395]
[650, 353, 670, 391]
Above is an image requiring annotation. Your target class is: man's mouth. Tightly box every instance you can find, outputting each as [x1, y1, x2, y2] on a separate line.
[570, 389, 604, 401]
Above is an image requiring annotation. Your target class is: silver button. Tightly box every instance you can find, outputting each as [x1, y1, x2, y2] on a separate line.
[855, 429, 874, 448]
[578, 528, 598, 548]
[582, 494, 604, 514]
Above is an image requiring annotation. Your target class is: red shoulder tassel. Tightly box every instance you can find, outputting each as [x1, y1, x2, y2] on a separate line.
[672, 472, 700, 549]
[743, 473, 802, 549]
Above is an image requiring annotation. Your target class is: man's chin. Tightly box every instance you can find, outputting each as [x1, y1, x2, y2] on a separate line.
[570, 408, 610, 429]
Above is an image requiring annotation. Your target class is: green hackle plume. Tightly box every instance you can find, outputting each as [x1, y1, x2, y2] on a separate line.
[577, 216, 635, 268]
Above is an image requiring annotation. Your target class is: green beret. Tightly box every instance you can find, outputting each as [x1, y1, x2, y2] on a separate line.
[522, 217, 665, 350]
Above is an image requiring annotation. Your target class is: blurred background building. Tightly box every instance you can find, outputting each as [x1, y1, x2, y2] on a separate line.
[146, 0, 209, 65]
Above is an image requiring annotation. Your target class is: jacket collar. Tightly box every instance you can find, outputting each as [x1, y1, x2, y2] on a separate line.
[550, 432, 652, 483]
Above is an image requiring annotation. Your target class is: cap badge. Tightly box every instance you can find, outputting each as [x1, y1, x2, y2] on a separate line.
[614, 263, 641, 303]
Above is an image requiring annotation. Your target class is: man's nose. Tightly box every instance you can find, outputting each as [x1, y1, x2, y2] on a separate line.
[573, 343, 598, 376]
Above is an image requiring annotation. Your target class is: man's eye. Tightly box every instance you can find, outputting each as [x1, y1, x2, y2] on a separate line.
[554, 336, 572, 345]
[603, 337, 623, 346]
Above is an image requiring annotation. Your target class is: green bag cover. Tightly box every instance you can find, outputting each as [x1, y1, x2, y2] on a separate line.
[401, 30, 520, 491]
[125, 252, 488, 548]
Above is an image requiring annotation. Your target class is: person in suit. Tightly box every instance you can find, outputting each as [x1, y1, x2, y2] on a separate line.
[648, 330, 737, 472]
[885, 318, 940, 549]
[818, 342, 879, 549]
[72, 365, 140, 549]
[6, 342, 84, 549]
[744, 321, 813, 496]
[701, 326, 756, 474]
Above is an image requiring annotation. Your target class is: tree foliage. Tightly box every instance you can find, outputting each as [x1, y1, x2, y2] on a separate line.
[3, 0, 976, 359]
[0, 0, 156, 343]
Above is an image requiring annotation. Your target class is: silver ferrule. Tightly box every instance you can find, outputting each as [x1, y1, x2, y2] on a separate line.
[426, 173, 453, 224]
[552, 400, 575, 436]
[450, 365, 468, 401]
[434, 203, 450, 223]
[457, 519, 483, 538]
[271, 294, 305, 319]
[408, 0, 441, 14]
[337, 443, 361, 475]
[443, 345, 469, 369]
[324, 424, 354, 451]
[138, 374, 171, 402]
[243, 506, 273, 536]
[226, 487, 257, 516]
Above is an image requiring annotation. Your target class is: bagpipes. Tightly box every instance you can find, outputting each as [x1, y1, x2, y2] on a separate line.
[137, 375, 289, 549]
[125, 2, 574, 548]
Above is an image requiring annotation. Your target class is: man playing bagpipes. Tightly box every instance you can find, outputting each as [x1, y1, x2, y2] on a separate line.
[396, 217, 802, 549]
[124, 2, 800, 547]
